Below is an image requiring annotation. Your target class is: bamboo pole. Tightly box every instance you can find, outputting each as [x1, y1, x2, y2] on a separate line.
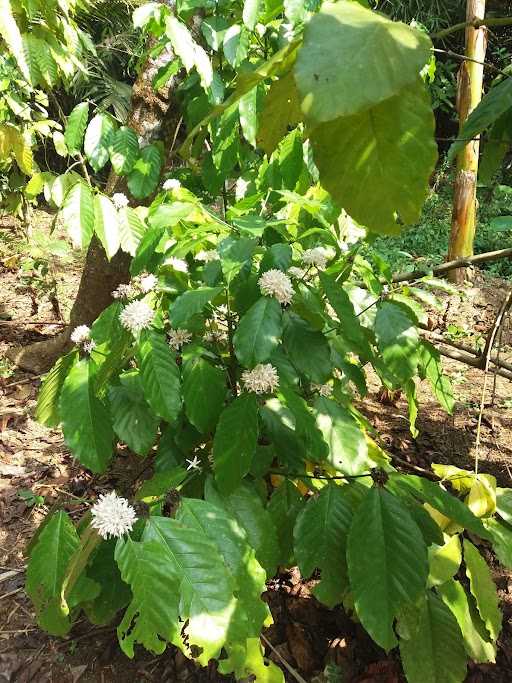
[447, 0, 487, 284]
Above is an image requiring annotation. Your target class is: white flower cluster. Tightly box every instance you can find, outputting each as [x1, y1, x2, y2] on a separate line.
[242, 364, 279, 394]
[204, 329, 228, 345]
[302, 247, 329, 270]
[168, 328, 192, 351]
[163, 178, 181, 191]
[196, 250, 219, 263]
[167, 256, 189, 273]
[119, 300, 154, 335]
[235, 177, 250, 200]
[91, 491, 137, 539]
[312, 383, 333, 398]
[112, 283, 136, 300]
[258, 269, 294, 305]
[288, 266, 307, 280]
[112, 193, 129, 210]
[70, 325, 96, 354]
[112, 272, 158, 300]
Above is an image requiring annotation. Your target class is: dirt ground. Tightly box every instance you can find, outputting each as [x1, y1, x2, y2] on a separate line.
[1, 213, 512, 682]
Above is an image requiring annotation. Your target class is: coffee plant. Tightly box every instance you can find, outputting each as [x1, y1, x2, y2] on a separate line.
[16, 0, 512, 681]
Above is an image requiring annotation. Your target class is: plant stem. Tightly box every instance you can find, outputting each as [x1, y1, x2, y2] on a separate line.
[431, 16, 512, 40]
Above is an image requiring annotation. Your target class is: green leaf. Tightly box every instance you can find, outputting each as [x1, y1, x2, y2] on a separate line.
[170, 286, 222, 328]
[0, 0, 31, 83]
[84, 113, 116, 172]
[278, 385, 328, 462]
[213, 394, 259, 494]
[36, 351, 78, 427]
[257, 71, 302, 155]
[315, 397, 369, 475]
[64, 102, 89, 155]
[84, 539, 131, 626]
[418, 341, 454, 414]
[399, 593, 467, 683]
[438, 579, 496, 664]
[480, 111, 512, 185]
[234, 297, 283, 367]
[115, 536, 181, 657]
[268, 480, 303, 566]
[239, 86, 258, 147]
[295, 1, 431, 122]
[483, 518, 512, 569]
[449, 79, 512, 161]
[496, 487, 512, 524]
[218, 236, 256, 284]
[183, 357, 226, 433]
[127, 144, 162, 199]
[347, 487, 428, 651]
[242, 0, 261, 30]
[283, 312, 332, 382]
[294, 483, 353, 606]
[206, 479, 280, 576]
[26, 511, 80, 635]
[278, 128, 303, 190]
[165, 16, 212, 89]
[311, 79, 437, 234]
[110, 126, 140, 175]
[386, 474, 491, 540]
[60, 360, 114, 473]
[61, 181, 95, 249]
[136, 467, 187, 502]
[375, 301, 420, 385]
[94, 194, 120, 259]
[427, 534, 461, 587]
[223, 24, 249, 68]
[118, 206, 146, 256]
[138, 329, 182, 424]
[109, 371, 159, 456]
[463, 539, 502, 642]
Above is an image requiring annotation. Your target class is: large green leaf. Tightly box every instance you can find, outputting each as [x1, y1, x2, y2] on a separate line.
[234, 297, 283, 367]
[60, 360, 114, 473]
[213, 394, 259, 493]
[294, 483, 353, 606]
[110, 126, 140, 175]
[310, 80, 437, 234]
[206, 479, 280, 576]
[484, 517, 512, 569]
[26, 511, 80, 635]
[84, 539, 131, 626]
[183, 356, 226, 433]
[118, 206, 146, 256]
[218, 236, 256, 284]
[283, 312, 332, 382]
[170, 286, 223, 328]
[61, 181, 95, 249]
[268, 480, 303, 566]
[0, 0, 30, 82]
[496, 487, 512, 524]
[463, 539, 502, 642]
[427, 535, 461, 588]
[374, 301, 420, 385]
[314, 397, 369, 475]
[418, 341, 454, 414]
[127, 144, 162, 199]
[94, 194, 120, 260]
[138, 329, 182, 423]
[239, 86, 258, 147]
[449, 79, 512, 161]
[36, 351, 78, 427]
[295, 1, 431, 122]
[278, 385, 328, 462]
[109, 371, 159, 456]
[64, 102, 89, 154]
[347, 487, 428, 651]
[257, 71, 302, 155]
[84, 113, 116, 172]
[399, 593, 467, 683]
[386, 474, 491, 540]
[438, 579, 496, 664]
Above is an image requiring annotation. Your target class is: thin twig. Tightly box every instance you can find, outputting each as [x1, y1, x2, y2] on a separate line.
[2, 375, 43, 389]
[432, 48, 511, 79]
[0, 587, 23, 602]
[260, 634, 308, 683]
[431, 16, 512, 41]
[0, 320, 66, 326]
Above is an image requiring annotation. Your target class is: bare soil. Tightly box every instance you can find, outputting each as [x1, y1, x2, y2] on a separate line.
[1, 213, 512, 682]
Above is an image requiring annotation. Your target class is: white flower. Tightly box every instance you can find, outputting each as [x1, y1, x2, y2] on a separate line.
[186, 455, 202, 472]
[70, 325, 91, 345]
[163, 178, 181, 191]
[302, 247, 329, 270]
[119, 301, 154, 335]
[312, 383, 333, 398]
[204, 329, 228, 344]
[83, 339, 96, 355]
[91, 491, 137, 539]
[139, 273, 158, 293]
[167, 256, 189, 273]
[168, 328, 192, 351]
[235, 177, 250, 200]
[288, 266, 306, 280]
[112, 283, 136, 300]
[242, 363, 279, 394]
[112, 193, 129, 210]
[196, 249, 219, 263]
[258, 269, 294, 305]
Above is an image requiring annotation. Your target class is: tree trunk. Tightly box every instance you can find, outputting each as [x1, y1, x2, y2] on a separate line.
[9, 26, 182, 373]
[447, 0, 487, 284]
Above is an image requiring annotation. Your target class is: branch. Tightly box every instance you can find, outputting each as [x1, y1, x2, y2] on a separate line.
[431, 17, 512, 41]
[391, 248, 512, 284]
[432, 48, 511, 79]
